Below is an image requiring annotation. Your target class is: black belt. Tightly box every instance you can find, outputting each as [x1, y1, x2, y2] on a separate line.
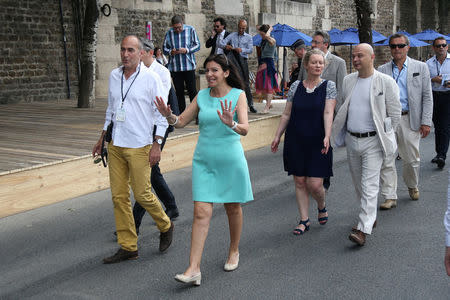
[348, 131, 377, 138]
[401, 111, 409, 115]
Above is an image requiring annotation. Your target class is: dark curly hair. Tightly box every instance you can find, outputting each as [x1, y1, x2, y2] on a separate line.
[203, 55, 244, 90]
[258, 24, 270, 33]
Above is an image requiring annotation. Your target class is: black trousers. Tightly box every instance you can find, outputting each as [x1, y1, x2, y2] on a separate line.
[172, 70, 197, 113]
[132, 129, 176, 230]
[241, 58, 254, 107]
[432, 91, 450, 159]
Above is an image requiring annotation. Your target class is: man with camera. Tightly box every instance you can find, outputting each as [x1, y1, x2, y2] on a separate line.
[92, 35, 173, 264]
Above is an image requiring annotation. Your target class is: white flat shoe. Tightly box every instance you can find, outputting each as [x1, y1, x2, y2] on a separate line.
[174, 273, 201, 286]
[224, 253, 239, 271]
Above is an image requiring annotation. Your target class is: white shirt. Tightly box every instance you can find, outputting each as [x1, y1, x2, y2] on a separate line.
[148, 60, 171, 97]
[215, 31, 225, 55]
[103, 62, 168, 148]
[426, 53, 450, 92]
[347, 75, 376, 132]
[446, 170, 450, 246]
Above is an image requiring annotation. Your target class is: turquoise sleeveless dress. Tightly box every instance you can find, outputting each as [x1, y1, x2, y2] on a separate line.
[192, 88, 253, 203]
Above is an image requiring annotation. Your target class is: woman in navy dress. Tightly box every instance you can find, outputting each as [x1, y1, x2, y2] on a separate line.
[271, 49, 337, 235]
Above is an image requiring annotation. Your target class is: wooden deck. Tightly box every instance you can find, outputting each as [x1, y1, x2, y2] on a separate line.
[0, 98, 284, 175]
[0, 98, 285, 217]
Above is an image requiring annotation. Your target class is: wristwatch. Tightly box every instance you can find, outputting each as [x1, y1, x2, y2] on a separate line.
[154, 138, 163, 145]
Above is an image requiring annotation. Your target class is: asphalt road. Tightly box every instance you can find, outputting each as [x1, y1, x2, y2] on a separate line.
[1, 134, 449, 299]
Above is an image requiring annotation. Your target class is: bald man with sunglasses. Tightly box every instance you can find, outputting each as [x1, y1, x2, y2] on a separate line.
[377, 33, 433, 210]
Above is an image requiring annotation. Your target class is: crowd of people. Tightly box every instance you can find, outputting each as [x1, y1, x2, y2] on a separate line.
[92, 14, 450, 284]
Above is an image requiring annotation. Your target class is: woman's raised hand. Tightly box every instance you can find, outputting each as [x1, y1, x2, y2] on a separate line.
[155, 96, 172, 117]
[217, 99, 237, 127]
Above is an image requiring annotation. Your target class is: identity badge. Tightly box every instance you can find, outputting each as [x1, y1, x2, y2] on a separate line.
[116, 107, 126, 122]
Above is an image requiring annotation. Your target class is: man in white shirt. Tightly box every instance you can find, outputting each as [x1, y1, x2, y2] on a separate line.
[205, 17, 230, 56]
[332, 44, 401, 246]
[92, 35, 173, 264]
[122, 39, 179, 237]
[426, 37, 450, 169]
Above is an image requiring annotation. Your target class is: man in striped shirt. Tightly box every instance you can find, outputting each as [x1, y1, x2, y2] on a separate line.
[163, 15, 200, 113]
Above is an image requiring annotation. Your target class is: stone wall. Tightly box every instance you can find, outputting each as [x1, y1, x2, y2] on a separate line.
[1, 0, 448, 103]
[0, 0, 79, 104]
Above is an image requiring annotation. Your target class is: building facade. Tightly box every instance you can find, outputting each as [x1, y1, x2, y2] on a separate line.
[0, 0, 448, 104]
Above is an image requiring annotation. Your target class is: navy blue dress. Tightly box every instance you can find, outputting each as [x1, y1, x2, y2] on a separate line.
[283, 80, 333, 178]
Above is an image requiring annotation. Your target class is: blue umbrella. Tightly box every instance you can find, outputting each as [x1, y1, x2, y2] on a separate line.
[328, 28, 342, 43]
[330, 27, 387, 45]
[330, 27, 359, 45]
[252, 23, 312, 47]
[372, 30, 388, 43]
[375, 33, 429, 47]
[411, 29, 447, 41]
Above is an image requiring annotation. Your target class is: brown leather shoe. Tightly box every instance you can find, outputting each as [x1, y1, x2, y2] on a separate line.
[159, 222, 174, 252]
[352, 220, 376, 231]
[103, 248, 138, 264]
[349, 230, 366, 246]
[380, 199, 397, 210]
[408, 188, 419, 201]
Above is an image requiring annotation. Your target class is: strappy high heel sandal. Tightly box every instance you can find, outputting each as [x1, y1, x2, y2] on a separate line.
[318, 207, 328, 225]
[293, 219, 310, 235]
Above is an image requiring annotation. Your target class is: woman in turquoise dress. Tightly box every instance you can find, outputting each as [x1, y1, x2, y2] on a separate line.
[155, 54, 253, 286]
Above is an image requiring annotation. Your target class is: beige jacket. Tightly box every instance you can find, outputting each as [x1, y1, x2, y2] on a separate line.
[331, 70, 401, 157]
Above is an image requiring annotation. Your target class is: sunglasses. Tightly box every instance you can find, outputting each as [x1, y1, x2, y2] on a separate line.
[389, 44, 407, 49]
[434, 44, 448, 48]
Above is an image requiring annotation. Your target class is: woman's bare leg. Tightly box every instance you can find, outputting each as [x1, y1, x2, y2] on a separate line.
[183, 201, 213, 276]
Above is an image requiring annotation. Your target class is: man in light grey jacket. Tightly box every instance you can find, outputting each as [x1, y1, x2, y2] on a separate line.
[332, 44, 401, 246]
[378, 33, 433, 210]
[298, 30, 347, 108]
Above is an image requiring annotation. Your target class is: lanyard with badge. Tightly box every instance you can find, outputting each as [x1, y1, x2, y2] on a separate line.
[117, 65, 141, 122]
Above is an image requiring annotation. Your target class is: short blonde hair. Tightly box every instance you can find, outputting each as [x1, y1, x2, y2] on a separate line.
[303, 48, 325, 66]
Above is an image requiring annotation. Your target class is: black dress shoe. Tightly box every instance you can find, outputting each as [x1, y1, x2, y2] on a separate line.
[103, 248, 138, 264]
[437, 157, 445, 169]
[431, 156, 439, 163]
[249, 106, 257, 113]
[165, 208, 179, 220]
[159, 222, 174, 252]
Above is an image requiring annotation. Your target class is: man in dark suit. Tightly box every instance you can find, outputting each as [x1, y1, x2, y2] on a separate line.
[205, 17, 230, 56]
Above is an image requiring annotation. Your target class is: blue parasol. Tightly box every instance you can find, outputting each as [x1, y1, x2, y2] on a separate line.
[375, 33, 430, 47]
[411, 29, 448, 41]
[252, 23, 312, 47]
[329, 27, 387, 45]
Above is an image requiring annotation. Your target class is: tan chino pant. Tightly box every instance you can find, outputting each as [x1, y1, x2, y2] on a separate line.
[108, 143, 171, 252]
[380, 114, 421, 200]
